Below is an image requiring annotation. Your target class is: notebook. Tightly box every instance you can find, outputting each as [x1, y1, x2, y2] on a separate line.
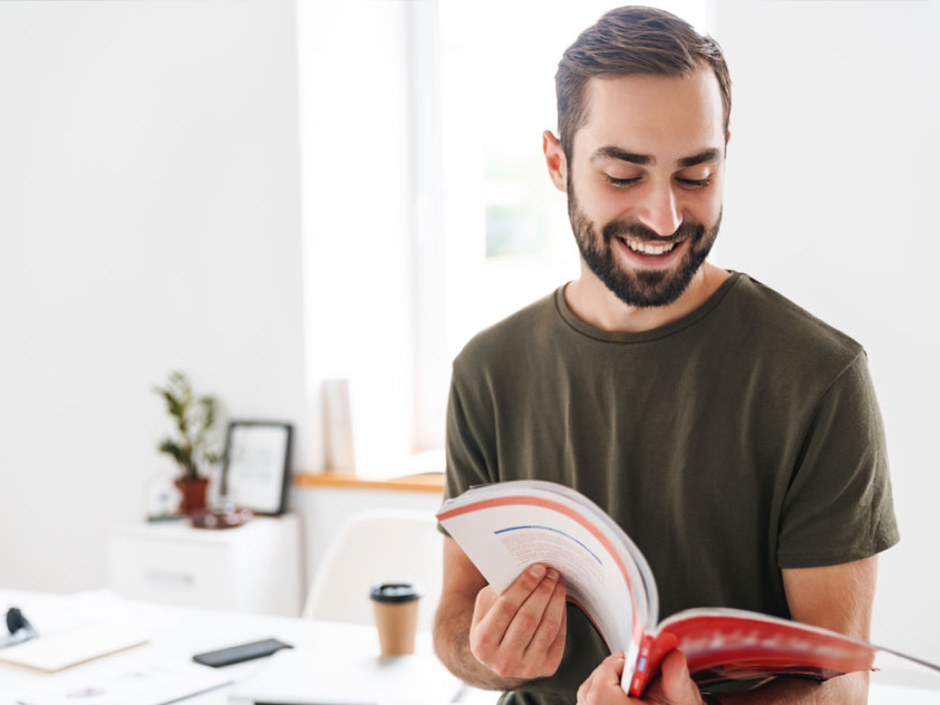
[0, 623, 149, 672]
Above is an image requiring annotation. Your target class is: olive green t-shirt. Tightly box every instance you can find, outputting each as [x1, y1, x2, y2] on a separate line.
[443, 272, 899, 703]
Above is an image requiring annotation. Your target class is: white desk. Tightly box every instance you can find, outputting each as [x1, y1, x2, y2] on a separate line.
[0, 589, 473, 704]
[0, 590, 935, 704]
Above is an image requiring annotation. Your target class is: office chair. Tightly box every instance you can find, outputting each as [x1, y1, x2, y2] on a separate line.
[302, 509, 444, 631]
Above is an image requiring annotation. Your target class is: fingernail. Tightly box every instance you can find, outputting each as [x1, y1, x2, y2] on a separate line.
[546, 568, 559, 581]
[529, 564, 546, 579]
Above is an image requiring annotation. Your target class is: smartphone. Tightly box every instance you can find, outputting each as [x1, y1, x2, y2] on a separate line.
[192, 638, 293, 667]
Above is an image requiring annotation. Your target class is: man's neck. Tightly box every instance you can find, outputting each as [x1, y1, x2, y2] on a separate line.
[564, 262, 729, 333]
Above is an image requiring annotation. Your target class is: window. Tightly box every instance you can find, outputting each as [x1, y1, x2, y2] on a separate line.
[297, 0, 710, 475]
[419, 0, 710, 447]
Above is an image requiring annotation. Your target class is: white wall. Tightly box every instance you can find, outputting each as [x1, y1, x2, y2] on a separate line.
[0, 0, 312, 591]
[712, 0, 940, 661]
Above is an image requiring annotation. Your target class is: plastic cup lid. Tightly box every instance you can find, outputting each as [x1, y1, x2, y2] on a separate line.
[370, 582, 423, 603]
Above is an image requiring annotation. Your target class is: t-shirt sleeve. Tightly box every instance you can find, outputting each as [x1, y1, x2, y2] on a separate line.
[776, 351, 900, 568]
[438, 359, 496, 535]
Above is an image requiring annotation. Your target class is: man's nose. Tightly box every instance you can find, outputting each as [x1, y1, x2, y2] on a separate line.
[635, 184, 682, 238]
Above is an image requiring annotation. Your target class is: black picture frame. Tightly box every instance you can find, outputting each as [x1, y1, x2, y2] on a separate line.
[221, 420, 293, 515]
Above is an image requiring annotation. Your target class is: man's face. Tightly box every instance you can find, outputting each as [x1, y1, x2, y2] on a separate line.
[563, 67, 727, 308]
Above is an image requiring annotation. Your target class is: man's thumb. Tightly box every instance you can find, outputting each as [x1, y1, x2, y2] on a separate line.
[659, 650, 702, 703]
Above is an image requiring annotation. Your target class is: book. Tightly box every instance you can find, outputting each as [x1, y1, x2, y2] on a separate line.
[437, 480, 940, 696]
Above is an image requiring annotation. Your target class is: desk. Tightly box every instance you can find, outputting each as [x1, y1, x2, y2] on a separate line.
[0, 590, 935, 704]
[0, 589, 478, 704]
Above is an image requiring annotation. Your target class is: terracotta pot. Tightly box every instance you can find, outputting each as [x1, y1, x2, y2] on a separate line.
[174, 478, 210, 515]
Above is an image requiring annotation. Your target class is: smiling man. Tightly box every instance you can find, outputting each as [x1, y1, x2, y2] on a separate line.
[556, 65, 728, 331]
[433, 6, 898, 705]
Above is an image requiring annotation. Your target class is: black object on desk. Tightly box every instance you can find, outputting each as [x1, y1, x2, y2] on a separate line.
[193, 638, 293, 667]
[1, 607, 38, 650]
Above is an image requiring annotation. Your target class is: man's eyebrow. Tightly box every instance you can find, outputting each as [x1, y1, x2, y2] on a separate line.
[677, 148, 721, 168]
[590, 146, 652, 166]
[589, 146, 722, 168]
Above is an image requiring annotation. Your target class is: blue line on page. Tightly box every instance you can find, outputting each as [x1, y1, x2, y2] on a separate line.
[494, 525, 603, 566]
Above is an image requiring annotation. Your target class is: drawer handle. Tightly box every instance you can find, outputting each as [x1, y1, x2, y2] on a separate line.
[143, 570, 195, 587]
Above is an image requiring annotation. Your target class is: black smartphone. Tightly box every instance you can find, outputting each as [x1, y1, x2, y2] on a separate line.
[192, 638, 293, 667]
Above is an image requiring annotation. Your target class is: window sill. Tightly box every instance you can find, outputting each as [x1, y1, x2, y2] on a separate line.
[293, 471, 444, 494]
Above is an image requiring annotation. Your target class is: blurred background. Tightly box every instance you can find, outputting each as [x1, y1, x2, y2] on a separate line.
[0, 0, 936, 664]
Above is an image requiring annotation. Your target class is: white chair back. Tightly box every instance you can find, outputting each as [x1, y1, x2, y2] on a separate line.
[302, 509, 444, 631]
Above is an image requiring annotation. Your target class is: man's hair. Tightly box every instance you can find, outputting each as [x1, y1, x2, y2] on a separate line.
[555, 5, 731, 162]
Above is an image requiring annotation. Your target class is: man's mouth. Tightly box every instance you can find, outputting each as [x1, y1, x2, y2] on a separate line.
[618, 237, 678, 256]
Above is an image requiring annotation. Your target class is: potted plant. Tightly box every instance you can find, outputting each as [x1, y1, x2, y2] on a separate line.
[153, 371, 222, 515]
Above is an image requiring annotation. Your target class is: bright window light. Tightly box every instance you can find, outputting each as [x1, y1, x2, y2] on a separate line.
[298, 0, 710, 472]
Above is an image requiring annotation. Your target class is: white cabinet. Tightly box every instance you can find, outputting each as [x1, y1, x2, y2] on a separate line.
[108, 516, 302, 616]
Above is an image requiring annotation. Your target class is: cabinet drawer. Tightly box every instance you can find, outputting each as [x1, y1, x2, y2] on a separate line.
[108, 538, 233, 608]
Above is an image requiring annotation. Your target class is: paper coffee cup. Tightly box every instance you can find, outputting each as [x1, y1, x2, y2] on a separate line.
[370, 582, 422, 656]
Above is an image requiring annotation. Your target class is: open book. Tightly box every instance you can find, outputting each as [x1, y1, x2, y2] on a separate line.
[437, 480, 940, 696]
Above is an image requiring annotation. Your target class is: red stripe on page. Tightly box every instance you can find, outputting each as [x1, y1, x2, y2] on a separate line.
[438, 496, 644, 645]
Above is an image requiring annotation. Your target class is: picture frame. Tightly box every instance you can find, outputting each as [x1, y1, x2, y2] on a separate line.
[221, 420, 293, 515]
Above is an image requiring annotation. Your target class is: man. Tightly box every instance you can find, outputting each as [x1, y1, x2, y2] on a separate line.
[433, 6, 898, 705]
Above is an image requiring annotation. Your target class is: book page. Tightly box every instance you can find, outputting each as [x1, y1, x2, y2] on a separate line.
[438, 482, 656, 682]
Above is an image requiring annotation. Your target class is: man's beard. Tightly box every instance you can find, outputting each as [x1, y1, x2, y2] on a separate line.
[568, 184, 722, 308]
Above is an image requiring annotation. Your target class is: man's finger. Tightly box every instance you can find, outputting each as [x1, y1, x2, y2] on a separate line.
[522, 574, 567, 659]
[474, 563, 549, 640]
[470, 585, 497, 628]
[599, 651, 626, 681]
[500, 567, 561, 652]
[577, 652, 627, 705]
[658, 649, 702, 704]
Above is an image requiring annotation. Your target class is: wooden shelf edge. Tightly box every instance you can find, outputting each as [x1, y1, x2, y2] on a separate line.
[293, 471, 445, 494]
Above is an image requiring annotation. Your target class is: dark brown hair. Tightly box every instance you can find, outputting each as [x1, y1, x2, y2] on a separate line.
[555, 5, 731, 162]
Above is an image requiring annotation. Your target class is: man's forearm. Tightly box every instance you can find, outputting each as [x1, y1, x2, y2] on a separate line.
[432, 592, 525, 691]
[717, 672, 868, 705]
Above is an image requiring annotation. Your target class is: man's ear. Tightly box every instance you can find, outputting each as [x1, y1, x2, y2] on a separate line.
[543, 130, 567, 193]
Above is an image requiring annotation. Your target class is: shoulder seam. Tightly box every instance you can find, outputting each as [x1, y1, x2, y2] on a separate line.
[786, 348, 869, 488]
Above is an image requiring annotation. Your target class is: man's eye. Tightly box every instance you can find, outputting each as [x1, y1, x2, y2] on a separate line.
[676, 177, 711, 189]
[605, 175, 641, 187]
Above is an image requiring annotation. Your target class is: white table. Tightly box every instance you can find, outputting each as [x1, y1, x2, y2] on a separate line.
[0, 590, 935, 704]
[0, 589, 476, 704]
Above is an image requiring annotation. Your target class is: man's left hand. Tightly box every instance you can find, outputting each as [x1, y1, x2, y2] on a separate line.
[577, 650, 706, 705]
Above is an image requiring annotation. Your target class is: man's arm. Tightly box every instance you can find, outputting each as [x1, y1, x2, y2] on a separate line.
[577, 555, 879, 704]
[717, 555, 878, 704]
[433, 536, 567, 690]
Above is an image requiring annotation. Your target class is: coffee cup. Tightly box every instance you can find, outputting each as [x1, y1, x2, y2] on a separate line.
[370, 582, 422, 656]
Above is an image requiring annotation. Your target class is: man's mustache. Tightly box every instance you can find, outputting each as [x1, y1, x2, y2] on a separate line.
[602, 219, 705, 245]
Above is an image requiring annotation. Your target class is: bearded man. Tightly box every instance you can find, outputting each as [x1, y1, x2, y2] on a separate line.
[433, 7, 898, 705]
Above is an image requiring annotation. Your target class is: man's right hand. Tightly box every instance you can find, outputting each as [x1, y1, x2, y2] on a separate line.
[468, 562, 568, 681]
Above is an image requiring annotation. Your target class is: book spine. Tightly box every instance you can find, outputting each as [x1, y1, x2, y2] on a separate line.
[628, 634, 655, 696]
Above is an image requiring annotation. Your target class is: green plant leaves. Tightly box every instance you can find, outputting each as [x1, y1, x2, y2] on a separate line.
[153, 371, 221, 481]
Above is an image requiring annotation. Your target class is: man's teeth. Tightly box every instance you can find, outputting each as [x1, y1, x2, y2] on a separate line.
[623, 238, 676, 256]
